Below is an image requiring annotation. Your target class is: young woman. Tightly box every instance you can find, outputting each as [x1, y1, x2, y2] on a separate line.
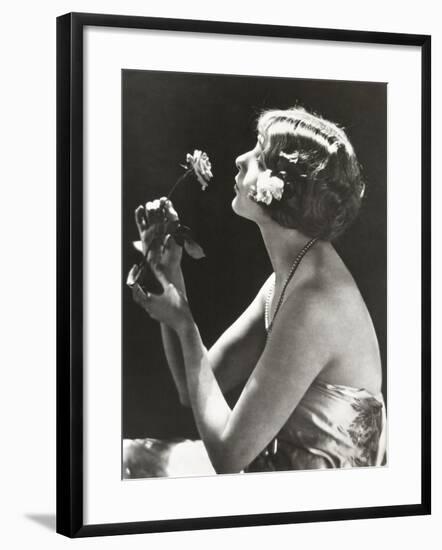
[125, 107, 386, 476]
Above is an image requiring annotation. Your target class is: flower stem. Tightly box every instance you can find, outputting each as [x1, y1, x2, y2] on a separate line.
[167, 168, 193, 199]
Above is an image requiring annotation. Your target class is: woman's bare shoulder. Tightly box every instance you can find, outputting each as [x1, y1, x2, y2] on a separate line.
[262, 272, 276, 290]
[284, 267, 366, 333]
[271, 262, 381, 392]
[255, 272, 275, 304]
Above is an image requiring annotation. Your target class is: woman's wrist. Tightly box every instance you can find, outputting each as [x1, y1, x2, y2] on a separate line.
[165, 266, 183, 284]
[163, 268, 185, 295]
[175, 314, 195, 338]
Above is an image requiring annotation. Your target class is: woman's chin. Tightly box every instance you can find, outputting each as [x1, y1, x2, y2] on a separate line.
[231, 195, 243, 216]
[231, 198, 255, 222]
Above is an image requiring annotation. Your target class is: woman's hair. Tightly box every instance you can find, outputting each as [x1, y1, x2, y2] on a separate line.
[256, 106, 365, 241]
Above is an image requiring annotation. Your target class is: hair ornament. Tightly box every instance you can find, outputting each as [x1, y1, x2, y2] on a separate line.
[329, 140, 346, 156]
[279, 151, 300, 165]
[249, 169, 285, 205]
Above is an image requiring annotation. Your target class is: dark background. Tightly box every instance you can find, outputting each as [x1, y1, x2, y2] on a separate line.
[122, 69, 387, 440]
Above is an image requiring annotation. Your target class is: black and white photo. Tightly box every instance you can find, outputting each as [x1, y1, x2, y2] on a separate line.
[121, 70, 388, 478]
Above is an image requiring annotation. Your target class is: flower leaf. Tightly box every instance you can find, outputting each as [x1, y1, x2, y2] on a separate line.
[176, 224, 192, 236]
[173, 224, 191, 246]
[164, 219, 180, 236]
[183, 238, 206, 259]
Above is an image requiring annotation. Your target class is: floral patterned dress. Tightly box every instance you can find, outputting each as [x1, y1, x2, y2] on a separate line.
[244, 378, 387, 472]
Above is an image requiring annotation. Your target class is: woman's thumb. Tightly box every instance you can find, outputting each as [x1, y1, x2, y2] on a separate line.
[150, 261, 169, 289]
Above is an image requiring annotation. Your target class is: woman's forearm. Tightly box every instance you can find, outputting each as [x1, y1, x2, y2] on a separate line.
[160, 324, 190, 406]
[160, 269, 190, 406]
[176, 320, 233, 473]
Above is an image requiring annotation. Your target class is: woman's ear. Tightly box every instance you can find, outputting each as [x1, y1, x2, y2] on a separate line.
[247, 184, 258, 203]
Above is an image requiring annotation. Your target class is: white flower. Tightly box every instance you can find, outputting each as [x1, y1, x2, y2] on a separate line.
[279, 151, 299, 164]
[253, 170, 285, 205]
[185, 149, 213, 190]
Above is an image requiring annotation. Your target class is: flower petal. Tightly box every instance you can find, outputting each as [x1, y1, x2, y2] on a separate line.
[254, 170, 285, 204]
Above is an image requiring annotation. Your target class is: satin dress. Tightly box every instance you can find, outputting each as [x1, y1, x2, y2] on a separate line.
[244, 378, 386, 472]
[245, 307, 387, 472]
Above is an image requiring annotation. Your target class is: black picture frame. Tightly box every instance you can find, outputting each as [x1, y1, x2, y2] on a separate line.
[56, 12, 431, 538]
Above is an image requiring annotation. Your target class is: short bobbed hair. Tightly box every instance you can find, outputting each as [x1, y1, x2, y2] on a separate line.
[256, 107, 365, 241]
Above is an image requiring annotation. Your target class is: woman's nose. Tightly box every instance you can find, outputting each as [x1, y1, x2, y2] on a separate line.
[235, 153, 246, 171]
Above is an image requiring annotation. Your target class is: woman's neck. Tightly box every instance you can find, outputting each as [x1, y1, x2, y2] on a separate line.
[258, 220, 328, 286]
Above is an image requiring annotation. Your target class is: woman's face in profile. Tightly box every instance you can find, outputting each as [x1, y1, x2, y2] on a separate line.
[232, 139, 268, 222]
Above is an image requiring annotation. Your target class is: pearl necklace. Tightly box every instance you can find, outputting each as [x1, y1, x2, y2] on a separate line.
[265, 237, 318, 336]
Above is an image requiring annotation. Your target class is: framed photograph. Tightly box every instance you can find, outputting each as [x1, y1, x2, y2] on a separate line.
[56, 12, 431, 537]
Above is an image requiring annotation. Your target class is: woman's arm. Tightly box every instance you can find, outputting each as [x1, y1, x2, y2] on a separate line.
[136, 269, 272, 407]
[206, 275, 272, 394]
[133, 202, 193, 406]
[133, 273, 190, 405]
[133, 202, 270, 406]
[145, 278, 334, 474]
[159, 269, 191, 407]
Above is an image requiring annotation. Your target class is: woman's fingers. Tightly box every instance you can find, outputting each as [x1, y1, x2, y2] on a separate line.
[131, 283, 167, 323]
[135, 200, 180, 292]
[145, 199, 161, 225]
[135, 205, 147, 234]
[145, 197, 169, 225]
[162, 233, 171, 254]
[132, 283, 146, 303]
[164, 199, 179, 221]
[131, 280, 187, 330]
[132, 284, 153, 314]
[150, 261, 169, 290]
[147, 248, 159, 267]
[145, 201, 152, 225]
[146, 236, 175, 288]
[126, 263, 142, 287]
[132, 283, 144, 305]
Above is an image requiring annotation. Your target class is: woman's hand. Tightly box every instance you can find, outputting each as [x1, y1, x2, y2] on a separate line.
[134, 197, 183, 280]
[147, 233, 183, 283]
[131, 268, 192, 332]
